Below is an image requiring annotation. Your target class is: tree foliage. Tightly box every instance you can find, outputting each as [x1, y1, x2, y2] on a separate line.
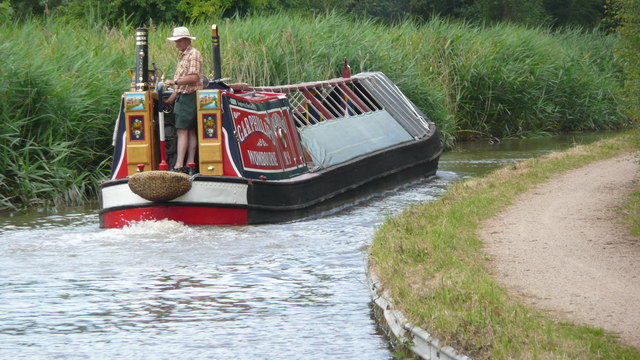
[464, 0, 549, 25]
[7, 0, 611, 29]
[0, 1, 13, 22]
[543, 0, 607, 28]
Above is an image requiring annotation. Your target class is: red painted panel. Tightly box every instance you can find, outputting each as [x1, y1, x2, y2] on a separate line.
[102, 206, 248, 228]
[230, 104, 284, 173]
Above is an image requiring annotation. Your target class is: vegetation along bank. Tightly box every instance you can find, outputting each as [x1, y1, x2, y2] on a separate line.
[0, 11, 635, 211]
[369, 130, 640, 359]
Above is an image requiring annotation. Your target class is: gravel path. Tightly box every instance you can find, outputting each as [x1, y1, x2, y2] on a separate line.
[480, 153, 640, 349]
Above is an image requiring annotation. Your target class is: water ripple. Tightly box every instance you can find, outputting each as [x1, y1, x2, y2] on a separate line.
[0, 176, 452, 359]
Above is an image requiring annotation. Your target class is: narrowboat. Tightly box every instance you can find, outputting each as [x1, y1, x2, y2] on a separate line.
[98, 26, 442, 228]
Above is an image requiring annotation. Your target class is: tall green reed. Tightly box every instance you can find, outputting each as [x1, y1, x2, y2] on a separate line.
[92, 12, 629, 142]
[0, 12, 628, 211]
[184, 13, 625, 140]
[420, 20, 627, 139]
[1, 17, 128, 210]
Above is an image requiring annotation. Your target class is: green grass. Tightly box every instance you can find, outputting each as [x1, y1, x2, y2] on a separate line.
[620, 187, 640, 236]
[0, 13, 632, 210]
[369, 130, 640, 359]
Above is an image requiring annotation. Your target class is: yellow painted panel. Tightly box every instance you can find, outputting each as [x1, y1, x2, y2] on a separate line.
[127, 145, 152, 163]
[198, 161, 223, 176]
[198, 143, 223, 175]
[124, 91, 155, 175]
[197, 89, 223, 175]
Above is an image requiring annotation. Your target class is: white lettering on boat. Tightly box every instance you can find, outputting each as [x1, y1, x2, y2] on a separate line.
[247, 151, 279, 167]
[235, 113, 275, 144]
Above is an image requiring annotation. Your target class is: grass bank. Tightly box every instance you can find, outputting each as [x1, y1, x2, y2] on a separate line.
[369, 130, 640, 359]
[0, 13, 631, 210]
[620, 189, 640, 237]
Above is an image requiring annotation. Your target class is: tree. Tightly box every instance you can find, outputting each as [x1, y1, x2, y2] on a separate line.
[463, 0, 549, 25]
[110, 0, 182, 25]
[406, 0, 475, 20]
[543, 0, 606, 28]
[11, 0, 66, 17]
[0, 0, 13, 22]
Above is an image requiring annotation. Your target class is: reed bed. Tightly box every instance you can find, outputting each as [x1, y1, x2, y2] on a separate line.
[0, 12, 629, 210]
[1, 18, 129, 210]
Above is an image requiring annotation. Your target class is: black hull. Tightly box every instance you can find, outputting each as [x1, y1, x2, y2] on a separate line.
[245, 131, 441, 223]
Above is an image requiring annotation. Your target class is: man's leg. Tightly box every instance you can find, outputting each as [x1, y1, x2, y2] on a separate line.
[186, 128, 198, 165]
[175, 128, 188, 169]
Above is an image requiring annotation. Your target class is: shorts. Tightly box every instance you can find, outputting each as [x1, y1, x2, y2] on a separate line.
[174, 93, 197, 129]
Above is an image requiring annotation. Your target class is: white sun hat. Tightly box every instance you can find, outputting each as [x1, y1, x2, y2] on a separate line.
[167, 26, 196, 41]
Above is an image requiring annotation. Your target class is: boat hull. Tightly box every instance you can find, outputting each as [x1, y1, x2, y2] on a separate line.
[98, 132, 441, 228]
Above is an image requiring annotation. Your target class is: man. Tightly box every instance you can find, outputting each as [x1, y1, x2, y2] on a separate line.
[165, 26, 203, 173]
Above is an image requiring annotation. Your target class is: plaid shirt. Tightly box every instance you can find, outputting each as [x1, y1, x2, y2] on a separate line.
[174, 44, 203, 94]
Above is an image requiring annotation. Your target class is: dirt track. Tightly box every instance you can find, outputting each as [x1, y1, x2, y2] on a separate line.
[480, 153, 640, 349]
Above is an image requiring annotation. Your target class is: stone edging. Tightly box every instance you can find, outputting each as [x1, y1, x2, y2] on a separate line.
[367, 266, 471, 360]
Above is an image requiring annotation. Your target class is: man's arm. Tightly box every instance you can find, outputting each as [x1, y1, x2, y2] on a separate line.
[166, 74, 200, 87]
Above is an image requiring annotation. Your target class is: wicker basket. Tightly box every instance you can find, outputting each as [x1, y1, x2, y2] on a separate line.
[128, 171, 192, 202]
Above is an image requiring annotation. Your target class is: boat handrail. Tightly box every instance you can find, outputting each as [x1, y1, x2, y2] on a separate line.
[239, 73, 433, 138]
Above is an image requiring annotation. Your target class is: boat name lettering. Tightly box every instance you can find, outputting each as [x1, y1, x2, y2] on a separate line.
[247, 150, 279, 167]
[236, 114, 274, 143]
[268, 112, 286, 130]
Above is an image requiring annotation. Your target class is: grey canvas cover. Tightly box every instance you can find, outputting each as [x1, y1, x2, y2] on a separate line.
[300, 109, 412, 169]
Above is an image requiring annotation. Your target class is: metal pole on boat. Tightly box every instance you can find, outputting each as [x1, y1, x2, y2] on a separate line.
[342, 58, 351, 78]
[211, 24, 222, 81]
[157, 82, 169, 170]
[135, 28, 149, 91]
[342, 58, 351, 116]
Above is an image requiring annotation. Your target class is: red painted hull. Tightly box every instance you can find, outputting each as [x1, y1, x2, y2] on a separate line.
[101, 206, 249, 228]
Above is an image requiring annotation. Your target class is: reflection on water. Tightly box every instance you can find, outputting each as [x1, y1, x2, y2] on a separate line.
[440, 132, 616, 177]
[0, 133, 614, 359]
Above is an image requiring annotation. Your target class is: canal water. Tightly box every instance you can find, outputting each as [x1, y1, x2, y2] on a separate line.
[0, 134, 611, 359]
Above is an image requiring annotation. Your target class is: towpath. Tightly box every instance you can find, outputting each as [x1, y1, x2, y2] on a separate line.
[479, 153, 640, 349]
